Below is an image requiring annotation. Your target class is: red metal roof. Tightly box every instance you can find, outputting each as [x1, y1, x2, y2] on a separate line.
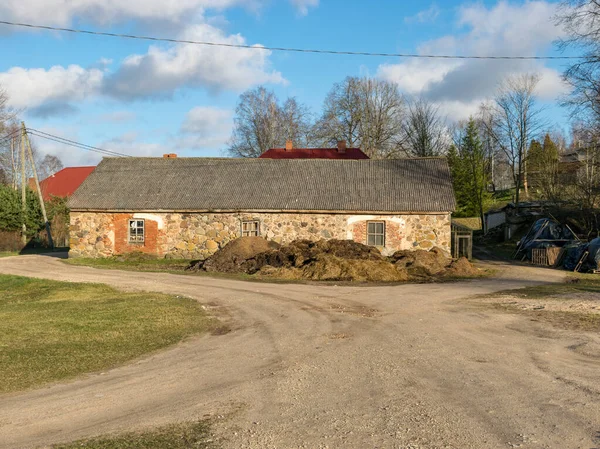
[38, 166, 96, 201]
[259, 147, 369, 159]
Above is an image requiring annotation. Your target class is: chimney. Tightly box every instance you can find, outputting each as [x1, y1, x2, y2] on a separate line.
[285, 140, 293, 151]
[163, 153, 177, 158]
[337, 140, 347, 153]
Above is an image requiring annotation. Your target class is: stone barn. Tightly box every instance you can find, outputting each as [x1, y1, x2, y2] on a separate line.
[68, 157, 456, 259]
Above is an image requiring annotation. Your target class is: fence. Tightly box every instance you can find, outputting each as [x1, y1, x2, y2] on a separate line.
[531, 247, 563, 267]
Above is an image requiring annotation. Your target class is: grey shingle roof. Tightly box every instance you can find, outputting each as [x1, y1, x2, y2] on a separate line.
[69, 157, 456, 213]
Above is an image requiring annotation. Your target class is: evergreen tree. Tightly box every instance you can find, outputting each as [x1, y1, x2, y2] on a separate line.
[448, 118, 491, 223]
[527, 134, 560, 201]
[0, 185, 43, 236]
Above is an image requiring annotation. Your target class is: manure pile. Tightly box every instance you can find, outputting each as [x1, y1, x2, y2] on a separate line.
[188, 237, 479, 282]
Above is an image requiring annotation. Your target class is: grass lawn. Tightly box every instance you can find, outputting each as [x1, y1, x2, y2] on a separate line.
[52, 420, 217, 449]
[64, 256, 192, 273]
[0, 247, 70, 258]
[0, 251, 18, 258]
[0, 274, 217, 393]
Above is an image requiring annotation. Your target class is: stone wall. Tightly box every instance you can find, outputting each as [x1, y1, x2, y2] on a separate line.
[69, 211, 451, 259]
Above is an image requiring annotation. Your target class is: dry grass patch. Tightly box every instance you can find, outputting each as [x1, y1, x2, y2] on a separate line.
[0, 274, 216, 393]
[478, 276, 600, 332]
[52, 420, 217, 449]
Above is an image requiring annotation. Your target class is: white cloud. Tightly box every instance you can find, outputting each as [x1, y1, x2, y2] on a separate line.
[103, 24, 285, 99]
[0, 65, 103, 111]
[0, 0, 257, 27]
[378, 59, 460, 95]
[290, 0, 319, 16]
[178, 106, 233, 149]
[404, 5, 440, 24]
[0, 0, 317, 28]
[28, 126, 104, 167]
[0, 20, 283, 112]
[378, 1, 566, 120]
[100, 132, 167, 157]
[181, 106, 232, 133]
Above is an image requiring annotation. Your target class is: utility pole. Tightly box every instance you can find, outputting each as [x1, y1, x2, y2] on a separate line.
[20, 123, 27, 245]
[10, 136, 17, 190]
[23, 123, 54, 249]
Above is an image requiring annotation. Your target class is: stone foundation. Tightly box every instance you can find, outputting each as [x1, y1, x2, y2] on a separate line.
[69, 211, 451, 259]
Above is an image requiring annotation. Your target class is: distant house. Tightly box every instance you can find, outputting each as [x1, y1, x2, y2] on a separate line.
[68, 156, 455, 259]
[260, 140, 369, 160]
[31, 166, 96, 201]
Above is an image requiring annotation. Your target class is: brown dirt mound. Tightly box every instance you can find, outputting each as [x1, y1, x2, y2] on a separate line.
[257, 255, 408, 282]
[191, 238, 477, 283]
[389, 246, 451, 277]
[243, 239, 383, 274]
[443, 257, 480, 277]
[302, 254, 408, 282]
[189, 237, 280, 273]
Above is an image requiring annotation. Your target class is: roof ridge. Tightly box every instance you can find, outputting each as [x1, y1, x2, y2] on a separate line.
[101, 156, 447, 162]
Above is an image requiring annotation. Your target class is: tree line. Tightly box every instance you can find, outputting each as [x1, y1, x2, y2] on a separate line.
[0, 89, 68, 248]
[227, 1, 600, 233]
[228, 79, 448, 159]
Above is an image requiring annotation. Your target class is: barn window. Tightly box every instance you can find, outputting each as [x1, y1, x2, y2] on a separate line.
[129, 219, 145, 243]
[241, 220, 260, 237]
[367, 221, 385, 246]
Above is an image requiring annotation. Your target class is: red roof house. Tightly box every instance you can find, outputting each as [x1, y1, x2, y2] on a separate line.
[33, 166, 96, 201]
[259, 140, 369, 160]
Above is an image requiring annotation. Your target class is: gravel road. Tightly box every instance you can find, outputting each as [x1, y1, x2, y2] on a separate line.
[0, 256, 599, 449]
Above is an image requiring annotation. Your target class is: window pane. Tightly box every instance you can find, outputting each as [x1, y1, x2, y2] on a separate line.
[242, 221, 259, 237]
[367, 235, 375, 246]
[367, 222, 376, 234]
[375, 222, 384, 234]
[137, 221, 144, 228]
[375, 235, 384, 246]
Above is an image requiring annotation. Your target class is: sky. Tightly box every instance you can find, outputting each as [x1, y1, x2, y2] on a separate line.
[0, 0, 577, 166]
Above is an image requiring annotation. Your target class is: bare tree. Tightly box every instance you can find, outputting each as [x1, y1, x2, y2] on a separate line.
[0, 90, 20, 188]
[399, 98, 448, 157]
[314, 76, 404, 158]
[485, 74, 545, 206]
[38, 154, 64, 180]
[314, 77, 363, 149]
[357, 78, 405, 158]
[279, 97, 314, 149]
[228, 87, 313, 157]
[228, 87, 281, 158]
[556, 1, 600, 124]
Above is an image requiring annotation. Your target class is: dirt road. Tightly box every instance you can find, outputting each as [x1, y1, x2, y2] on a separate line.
[0, 256, 599, 449]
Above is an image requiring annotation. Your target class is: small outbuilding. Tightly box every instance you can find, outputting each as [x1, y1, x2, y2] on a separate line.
[68, 156, 456, 259]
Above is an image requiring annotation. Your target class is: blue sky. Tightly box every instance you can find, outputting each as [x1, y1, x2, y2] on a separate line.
[0, 0, 574, 166]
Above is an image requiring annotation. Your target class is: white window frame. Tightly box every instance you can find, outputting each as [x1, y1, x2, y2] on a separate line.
[241, 220, 260, 237]
[367, 221, 385, 247]
[128, 219, 145, 243]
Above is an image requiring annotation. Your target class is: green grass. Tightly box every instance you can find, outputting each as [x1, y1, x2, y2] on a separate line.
[0, 274, 217, 393]
[0, 247, 70, 258]
[64, 256, 191, 273]
[0, 251, 18, 258]
[52, 420, 217, 449]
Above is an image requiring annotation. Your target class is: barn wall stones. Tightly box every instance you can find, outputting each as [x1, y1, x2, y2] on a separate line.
[69, 211, 451, 259]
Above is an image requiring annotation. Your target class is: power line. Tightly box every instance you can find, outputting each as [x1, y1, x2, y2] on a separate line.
[27, 131, 128, 158]
[27, 129, 130, 157]
[0, 128, 21, 146]
[0, 19, 582, 61]
[26, 128, 131, 157]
